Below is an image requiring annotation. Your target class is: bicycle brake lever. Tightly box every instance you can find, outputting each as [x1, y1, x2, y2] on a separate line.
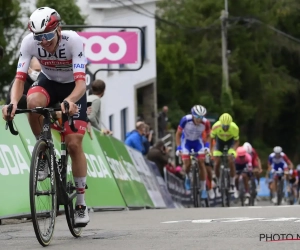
[5, 104, 19, 136]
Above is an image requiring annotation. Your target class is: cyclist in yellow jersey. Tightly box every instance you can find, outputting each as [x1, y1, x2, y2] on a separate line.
[209, 113, 239, 193]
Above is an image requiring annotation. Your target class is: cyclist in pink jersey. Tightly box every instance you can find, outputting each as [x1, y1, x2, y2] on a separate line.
[235, 146, 252, 200]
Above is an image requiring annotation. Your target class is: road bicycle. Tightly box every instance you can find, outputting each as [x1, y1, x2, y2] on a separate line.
[189, 150, 209, 207]
[6, 101, 86, 247]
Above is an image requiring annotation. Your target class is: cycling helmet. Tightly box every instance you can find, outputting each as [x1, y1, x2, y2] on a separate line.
[28, 7, 61, 33]
[243, 142, 252, 154]
[236, 146, 246, 157]
[273, 146, 282, 154]
[219, 113, 232, 125]
[191, 105, 207, 117]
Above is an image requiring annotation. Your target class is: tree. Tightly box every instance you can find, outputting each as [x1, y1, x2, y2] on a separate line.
[156, 0, 300, 164]
[0, 0, 23, 95]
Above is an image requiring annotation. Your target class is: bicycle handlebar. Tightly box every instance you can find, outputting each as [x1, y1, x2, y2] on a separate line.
[5, 101, 78, 136]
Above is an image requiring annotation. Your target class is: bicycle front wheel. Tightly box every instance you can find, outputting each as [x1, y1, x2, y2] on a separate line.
[29, 140, 57, 247]
[63, 155, 82, 237]
[192, 165, 199, 207]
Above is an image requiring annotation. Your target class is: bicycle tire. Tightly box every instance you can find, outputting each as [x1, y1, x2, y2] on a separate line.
[192, 164, 199, 207]
[225, 170, 231, 207]
[277, 179, 283, 205]
[29, 140, 56, 247]
[239, 177, 245, 207]
[220, 167, 226, 207]
[63, 154, 82, 237]
[288, 191, 294, 205]
[249, 178, 256, 206]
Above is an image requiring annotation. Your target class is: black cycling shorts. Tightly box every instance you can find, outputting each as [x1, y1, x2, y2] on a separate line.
[27, 73, 87, 135]
[214, 137, 234, 151]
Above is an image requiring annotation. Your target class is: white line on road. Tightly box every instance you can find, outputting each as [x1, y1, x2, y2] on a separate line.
[221, 218, 264, 222]
[260, 218, 299, 222]
[161, 217, 300, 224]
[191, 219, 213, 223]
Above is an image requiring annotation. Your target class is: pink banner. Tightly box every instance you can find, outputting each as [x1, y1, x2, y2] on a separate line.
[77, 32, 138, 64]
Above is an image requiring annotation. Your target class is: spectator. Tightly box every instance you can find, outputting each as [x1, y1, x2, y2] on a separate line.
[147, 140, 171, 178]
[6, 57, 41, 108]
[144, 123, 154, 147]
[87, 79, 105, 130]
[86, 79, 111, 135]
[125, 121, 148, 155]
[158, 106, 169, 138]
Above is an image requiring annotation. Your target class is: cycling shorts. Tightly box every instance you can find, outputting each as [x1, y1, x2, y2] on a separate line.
[181, 138, 205, 160]
[235, 163, 246, 173]
[271, 163, 287, 172]
[289, 178, 297, 184]
[212, 138, 236, 157]
[27, 73, 87, 135]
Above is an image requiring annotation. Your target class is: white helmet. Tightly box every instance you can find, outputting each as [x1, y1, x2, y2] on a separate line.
[191, 105, 207, 117]
[28, 7, 61, 34]
[273, 146, 282, 154]
[243, 142, 252, 154]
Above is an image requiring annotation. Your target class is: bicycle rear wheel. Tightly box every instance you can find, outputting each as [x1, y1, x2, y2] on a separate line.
[29, 140, 56, 247]
[63, 154, 83, 237]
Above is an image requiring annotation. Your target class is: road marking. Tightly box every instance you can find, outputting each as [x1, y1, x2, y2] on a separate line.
[192, 219, 213, 223]
[260, 218, 299, 222]
[227, 205, 298, 209]
[222, 218, 264, 222]
[161, 220, 191, 224]
[161, 217, 300, 224]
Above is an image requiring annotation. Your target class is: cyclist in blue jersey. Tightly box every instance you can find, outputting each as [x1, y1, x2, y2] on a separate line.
[267, 146, 291, 204]
[180, 132, 215, 199]
[175, 105, 211, 199]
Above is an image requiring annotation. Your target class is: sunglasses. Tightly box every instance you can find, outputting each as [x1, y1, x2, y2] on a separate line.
[33, 29, 57, 43]
[193, 115, 204, 119]
[222, 125, 230, 130]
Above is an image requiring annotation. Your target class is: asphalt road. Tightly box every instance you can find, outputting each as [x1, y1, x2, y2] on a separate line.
[1, 201, 300, 250]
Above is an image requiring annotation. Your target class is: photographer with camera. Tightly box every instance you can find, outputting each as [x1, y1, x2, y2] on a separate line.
[147, 140, 172, 179]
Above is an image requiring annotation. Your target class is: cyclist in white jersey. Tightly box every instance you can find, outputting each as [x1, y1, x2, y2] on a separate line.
[175, 105, 211, 198]
[2, 7, 89, 226]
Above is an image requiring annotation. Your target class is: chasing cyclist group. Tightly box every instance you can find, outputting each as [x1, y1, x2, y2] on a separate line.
[176, 105, 299, 205]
